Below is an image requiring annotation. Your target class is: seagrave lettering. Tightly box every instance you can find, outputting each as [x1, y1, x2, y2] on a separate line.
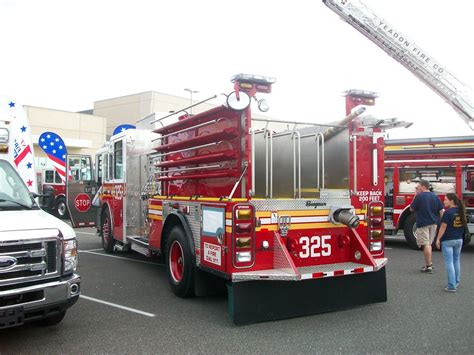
[305, 201, 327, 208]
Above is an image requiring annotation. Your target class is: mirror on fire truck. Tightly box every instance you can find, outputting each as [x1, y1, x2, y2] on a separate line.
[66, 154, 98, 228]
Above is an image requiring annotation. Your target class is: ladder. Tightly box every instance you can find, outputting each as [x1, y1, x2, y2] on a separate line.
[323, 0, 474, 129]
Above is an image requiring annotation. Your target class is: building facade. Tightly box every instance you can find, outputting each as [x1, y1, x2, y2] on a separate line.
[25, 105, 107, 171]
[93, 91, 216, 137]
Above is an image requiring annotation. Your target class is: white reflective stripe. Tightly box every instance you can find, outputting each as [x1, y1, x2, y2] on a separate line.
[363, 266, 373, 273]
[148, 209, 162, 216]
[301, 273, 312, 280]
[387, 158, 474, 163]
[78, 248, 103, 252]
[393, 209, 404, 214]
[291, 216, 330, 223]
[344, 269, 352, 275]
[226, 219, 232, 226]
[260, 216, 330, 225]
[259, 215, 365, 225]
[324, 271, 334, 277]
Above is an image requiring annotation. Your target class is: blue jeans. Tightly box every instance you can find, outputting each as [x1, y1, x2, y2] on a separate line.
[441, 239, 462, 289]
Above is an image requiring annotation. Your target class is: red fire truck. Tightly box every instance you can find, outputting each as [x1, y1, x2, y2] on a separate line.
[67, 74, 409, 324]
[37, 167, 68, 219]
[383, 137, 474, 248]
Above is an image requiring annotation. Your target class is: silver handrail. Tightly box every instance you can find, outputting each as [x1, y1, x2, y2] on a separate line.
[316, 133, 325, 189]
[352, 135, 358, 194]
[152, 118, 224, 142]
[250, 128, 255, 196]
[228, 163, 248, 200]
[157, 164, 223, 174]
[264, 129, 273, 198]
[157, 141, 220, 157]
[292, 131, 301, 198]
[252, 117, 345, 128]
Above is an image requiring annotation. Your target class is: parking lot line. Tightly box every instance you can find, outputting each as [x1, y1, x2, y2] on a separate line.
[76, 231, 98, 235]
[80, 295, 156, 317]
[78, 250, 163, 266]
[78, 248, 103, 252]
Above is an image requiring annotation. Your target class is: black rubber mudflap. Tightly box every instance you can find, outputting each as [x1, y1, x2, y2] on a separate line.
[194, 269, 227, 297]
[228, 267, 387, 325]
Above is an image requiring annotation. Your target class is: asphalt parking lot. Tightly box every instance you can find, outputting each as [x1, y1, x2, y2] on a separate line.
[0, 228, 473, 354]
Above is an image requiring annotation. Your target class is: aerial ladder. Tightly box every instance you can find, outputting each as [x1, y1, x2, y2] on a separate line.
[323, 0, 474, 129]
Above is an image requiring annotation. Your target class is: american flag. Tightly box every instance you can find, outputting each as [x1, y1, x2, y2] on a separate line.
[39, 132, 67, 182]
[1, 98, 37, 193]
[113, 124, 136, 136]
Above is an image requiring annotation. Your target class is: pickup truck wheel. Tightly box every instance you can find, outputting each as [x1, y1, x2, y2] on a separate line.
[37, 311, 66, 326]
[166, 226, 195, 298]
[55, 197, 69, 219]
[403, 213, 419, 250]
[101, 209, 115, 253]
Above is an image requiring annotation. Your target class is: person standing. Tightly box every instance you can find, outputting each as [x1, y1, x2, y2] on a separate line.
[435, 193, 466, 293]
[410, 179, 444, 273]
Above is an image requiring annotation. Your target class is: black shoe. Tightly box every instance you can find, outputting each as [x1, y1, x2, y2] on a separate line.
[421, 265, 433, 273]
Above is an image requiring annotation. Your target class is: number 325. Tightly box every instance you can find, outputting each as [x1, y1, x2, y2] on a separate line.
[299, 235, 331, 258]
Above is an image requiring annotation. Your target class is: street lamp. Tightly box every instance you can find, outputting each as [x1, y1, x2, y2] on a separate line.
[184, 88, 199, 115]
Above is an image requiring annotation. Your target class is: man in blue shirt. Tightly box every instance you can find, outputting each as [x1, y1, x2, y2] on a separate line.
[410, 179, 444, 273]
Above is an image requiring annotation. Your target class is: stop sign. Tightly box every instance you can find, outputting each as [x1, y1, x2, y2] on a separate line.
[75, 193, 91, 212]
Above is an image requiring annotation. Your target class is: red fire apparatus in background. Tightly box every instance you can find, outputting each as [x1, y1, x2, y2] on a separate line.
[324, 0, 474, 248]
[37, 167, 68, 219]
[384, 137, 474, 248]
[67, 74, 409, 324]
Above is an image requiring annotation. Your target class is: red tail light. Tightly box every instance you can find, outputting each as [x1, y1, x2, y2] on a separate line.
[464, 197, 474, 207]
[368, 201, 384, 253]
[233, 205, 255, 268]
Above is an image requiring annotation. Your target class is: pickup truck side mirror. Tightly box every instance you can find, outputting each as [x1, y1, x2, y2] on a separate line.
[37, 185, 55, 213]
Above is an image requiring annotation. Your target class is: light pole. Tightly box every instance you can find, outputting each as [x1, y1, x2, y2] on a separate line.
[184, 88, 199, 115]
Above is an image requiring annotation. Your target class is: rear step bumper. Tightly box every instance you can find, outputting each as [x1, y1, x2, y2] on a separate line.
[232, 258, 387, 281]
[228, 266, 387, 325]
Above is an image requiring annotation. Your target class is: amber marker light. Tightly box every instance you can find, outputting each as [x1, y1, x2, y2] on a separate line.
[370, 205, 383, 215]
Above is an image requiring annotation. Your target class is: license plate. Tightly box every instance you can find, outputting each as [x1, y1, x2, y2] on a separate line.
[0, 307, 24, 329]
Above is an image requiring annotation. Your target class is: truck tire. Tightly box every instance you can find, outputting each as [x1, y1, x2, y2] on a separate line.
[403, 213, 419, 250]
[55, 197, 69, 219]
[37, 311, 66, 326]
[101, 208, 115, 253]
[165, 226, 195, 298]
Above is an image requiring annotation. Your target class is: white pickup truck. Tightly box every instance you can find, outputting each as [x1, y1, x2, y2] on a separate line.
[1, 118, 80, 329]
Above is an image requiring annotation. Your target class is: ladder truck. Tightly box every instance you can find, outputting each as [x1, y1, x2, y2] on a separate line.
[383, 136, 474, 248]
[324, 0, 474, 248]
[67, 74, 407, 324]
[323, 0, 474, 129]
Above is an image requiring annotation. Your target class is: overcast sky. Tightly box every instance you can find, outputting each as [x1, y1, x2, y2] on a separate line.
[1, 0, 473, 139]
